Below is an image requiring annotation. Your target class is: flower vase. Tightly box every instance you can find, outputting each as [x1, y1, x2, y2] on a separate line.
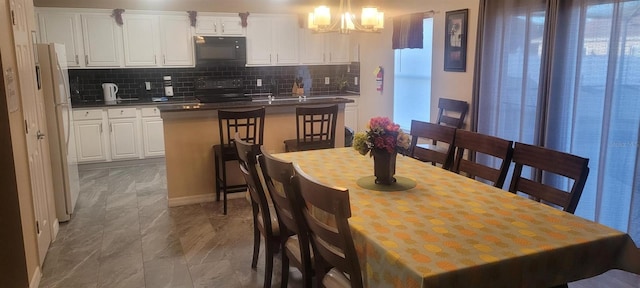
[372, 149, 397, 185]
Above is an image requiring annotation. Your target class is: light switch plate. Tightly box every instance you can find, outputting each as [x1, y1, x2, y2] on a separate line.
[257, 79, 262, 87]
[325, 77, 330, 85]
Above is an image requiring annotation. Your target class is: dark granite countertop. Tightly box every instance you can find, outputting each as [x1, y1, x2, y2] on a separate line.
[158, 97, 355, 113]
[72, 93, 359, 109]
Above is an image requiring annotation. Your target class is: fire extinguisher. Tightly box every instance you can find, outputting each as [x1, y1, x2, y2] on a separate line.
[375, 66, 384, 92]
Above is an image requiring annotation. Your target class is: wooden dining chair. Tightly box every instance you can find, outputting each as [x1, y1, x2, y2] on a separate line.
[409, 120, 457, 170]
[437, 98, 469, 129]
[292, 164, 362, 288]
[258, 146, 314, 288]
[234, 134, 280, 288]
[214, 107, 265, 215]
[452, 129, 514, 188]
[509, 142, 589, 214]
[284, 105, 338, 152]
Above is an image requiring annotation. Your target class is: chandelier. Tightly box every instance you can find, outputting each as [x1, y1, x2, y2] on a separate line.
[308, 0, 384, 33]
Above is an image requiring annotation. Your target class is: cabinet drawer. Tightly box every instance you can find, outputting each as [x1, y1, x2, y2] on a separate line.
[141, 107, 160, 117]
[108, 108, 137, 119]
[73, 109, 103, 120]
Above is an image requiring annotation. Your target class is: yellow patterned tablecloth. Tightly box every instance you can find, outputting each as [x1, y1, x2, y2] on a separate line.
[275, 148, 640, 288]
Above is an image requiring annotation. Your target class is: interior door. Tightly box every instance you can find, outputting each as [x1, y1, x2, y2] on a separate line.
[10, 0, 53, 265]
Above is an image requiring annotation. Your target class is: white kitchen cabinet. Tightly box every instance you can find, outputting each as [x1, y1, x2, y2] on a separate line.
[122, 14, 158, 67]
[37, 11, 83, 67]
[81, 13, 122, 67]
[246, 15, 299, 66]
[196, 15, 244, 36]
[345, 99, 359, 132]
[108, 108, 140, 160]
[159, 15, 194, 66]
[73, 109, 108, 162]
[299, 30, 350, 65]
[141, 107, 165, 157]
[325, 33, 350, 64]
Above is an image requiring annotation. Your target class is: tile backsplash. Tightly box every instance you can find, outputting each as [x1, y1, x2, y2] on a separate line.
[69, 63, 360, 103]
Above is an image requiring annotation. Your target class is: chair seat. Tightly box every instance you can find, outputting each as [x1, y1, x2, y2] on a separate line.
[322, 268, 351, 288]
[284, 138, 333, 152]
[257, 205, 280, 235]
[213, 144, 238, 159]
[285, 235, 314, 266]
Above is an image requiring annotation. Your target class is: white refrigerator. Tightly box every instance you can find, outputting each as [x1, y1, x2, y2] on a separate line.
[37, 43, 80, 222]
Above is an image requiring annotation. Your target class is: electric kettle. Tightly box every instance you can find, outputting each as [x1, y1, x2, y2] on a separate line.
[102, 83, 118, 103]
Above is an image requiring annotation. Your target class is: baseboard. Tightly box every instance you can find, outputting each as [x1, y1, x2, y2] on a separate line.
[29, 266, 42, 288]
[167, 191, 246, 207]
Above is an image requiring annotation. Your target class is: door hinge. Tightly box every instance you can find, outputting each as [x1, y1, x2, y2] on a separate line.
[11, 10, 16, 26]
[24, 120, 28, 134]
[36, 220, 40, 234]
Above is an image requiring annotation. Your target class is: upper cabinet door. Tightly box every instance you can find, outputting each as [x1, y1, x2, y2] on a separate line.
[326, 33, 350, 64]
[159, 15, 193, 66]
[218, 16, 244, 35]
[38, 12, 83, 67]
[81, 14, 121, 67]
[196, 15, 244, 36]
[122, 15, 158, 67]
[299, 29, 325, 64]
[272, 16, 299, 65]
[246, 16, 273, 65]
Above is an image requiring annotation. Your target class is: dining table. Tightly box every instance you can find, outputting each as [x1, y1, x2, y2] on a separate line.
[274, 147, 640, 288]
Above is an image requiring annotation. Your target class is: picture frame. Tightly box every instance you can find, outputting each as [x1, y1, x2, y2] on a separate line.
[444, 9, 468, 72]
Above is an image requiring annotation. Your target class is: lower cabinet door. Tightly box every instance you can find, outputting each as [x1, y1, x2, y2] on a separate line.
[75, 119, 107, 162]
[142, 117, 165, 157]
[109, 118, 140, 160]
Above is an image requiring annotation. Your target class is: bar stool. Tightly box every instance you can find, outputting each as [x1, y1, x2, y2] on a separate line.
[284, 105, 338, 152]
[214, 108, 265, 215]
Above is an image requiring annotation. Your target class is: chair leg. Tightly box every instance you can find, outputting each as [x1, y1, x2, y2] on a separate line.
[280, 246, 289, 288]
[251, 224, 260, 269]
[221, 160, 228, 215]
[214, 153, 220, 201]
[264, 240, 274, 288]
[301, 263, 312, 288]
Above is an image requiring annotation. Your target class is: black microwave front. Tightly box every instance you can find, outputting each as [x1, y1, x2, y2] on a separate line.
[194, 36, 246, 66]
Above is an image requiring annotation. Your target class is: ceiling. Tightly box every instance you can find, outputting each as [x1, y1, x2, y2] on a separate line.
[33, 0, 433, 17]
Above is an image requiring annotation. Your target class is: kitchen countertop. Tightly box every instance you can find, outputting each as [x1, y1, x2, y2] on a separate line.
[73, 92, 359, 109]
[158, 96, 355, 113]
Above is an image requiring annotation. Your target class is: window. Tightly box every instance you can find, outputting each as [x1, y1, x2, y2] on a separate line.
[393, 18, 434, 130]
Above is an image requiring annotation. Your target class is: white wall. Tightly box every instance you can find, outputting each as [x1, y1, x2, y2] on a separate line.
[355, 0, 480, 130]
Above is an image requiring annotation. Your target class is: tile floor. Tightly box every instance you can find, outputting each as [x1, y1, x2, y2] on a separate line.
[39, 162, 300, 288]
[38, 162, 639, 287]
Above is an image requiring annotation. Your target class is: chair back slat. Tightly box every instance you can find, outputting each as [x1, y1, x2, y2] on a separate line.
[509, 142, 589, 213]
[292, 164, 362, 288]
[218, 108, 265, 148]
[437, 98, 469, 129]
[409, 120, 456, 169]
[234, 134, 272, 232]
[452, 129, 514, 188]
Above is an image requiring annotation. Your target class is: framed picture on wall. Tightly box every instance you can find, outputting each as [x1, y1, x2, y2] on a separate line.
[444, 9, 468, 72]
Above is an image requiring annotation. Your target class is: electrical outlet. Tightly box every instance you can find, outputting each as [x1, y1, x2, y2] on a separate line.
[325, 77, 330, 85]
[354, 77, 358, 86]
[257, 79, 262, 87]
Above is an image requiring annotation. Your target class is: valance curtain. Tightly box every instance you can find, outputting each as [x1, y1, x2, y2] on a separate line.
[392, 13, 425, 49]
[475, 0, 640, 244]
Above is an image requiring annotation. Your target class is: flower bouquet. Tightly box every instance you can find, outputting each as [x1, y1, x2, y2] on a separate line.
[353, 117, 411, 184]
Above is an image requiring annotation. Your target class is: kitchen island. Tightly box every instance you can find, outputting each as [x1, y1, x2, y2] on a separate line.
[158, 97, 355, 206]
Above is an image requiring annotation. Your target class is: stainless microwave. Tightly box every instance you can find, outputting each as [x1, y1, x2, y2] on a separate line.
[194, 36, 246, 66]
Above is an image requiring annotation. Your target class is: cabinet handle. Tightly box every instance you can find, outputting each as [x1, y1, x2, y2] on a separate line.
[120, 110, 124, 114]
[75, 55, 79, 65]
[214, 23, 217, 33]
[99, 123, 103, 133]
[85, 111, 89, 116]
[269, 54, 272, 64]
[154, 55, 157, 64]
[109, 123, 112, 132]
[329, 53, 332, 62]
[222, 24, 225, 33]
[85, 55, 88, 65]
[163, 55, 166, 65]
[323, 53, 326, 62]
[277, 54, 279, 63]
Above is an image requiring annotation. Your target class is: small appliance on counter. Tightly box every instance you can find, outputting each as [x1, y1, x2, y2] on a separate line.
[102, 83, 118, 103]
[163, 76, 174, 96]
[194, 77, 249, 103]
